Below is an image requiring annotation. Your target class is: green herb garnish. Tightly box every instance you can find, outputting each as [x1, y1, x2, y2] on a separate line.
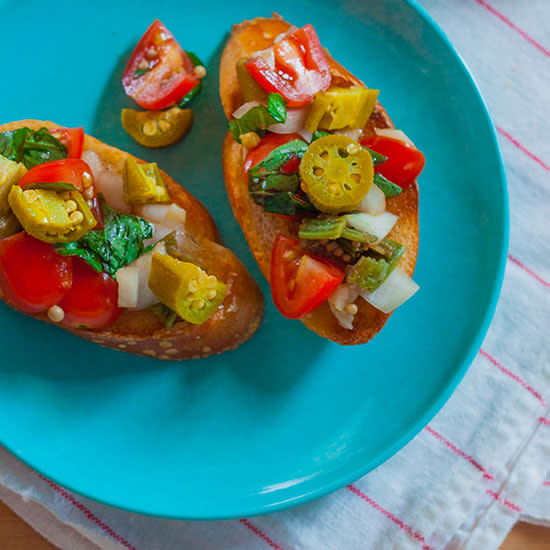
[363, 146, 388, 167]
[55, 195, 153, 277]
[229, 93, 287, 142]
[25, 182, 77, 192]
[133, 68, 149, 79]
[248, 138, 315, 216]
[178, 51, 204, 108]
[348, 239, 405, 291]
[0, 127, 68, 169]
[149, 303, 179, 329]
[373, 173, 402, 197]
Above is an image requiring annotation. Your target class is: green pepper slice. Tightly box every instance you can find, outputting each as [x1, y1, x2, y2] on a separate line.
[8, 186, 97, 243]
[236, 57, 268, 103]
[121, 106, 193, 148]
[304, 87, 379, 133]
[148, 253, 227, 325]
[123, 158, 170, 204]
[0, 156, 27, 216]
[299, 135, 373, 214]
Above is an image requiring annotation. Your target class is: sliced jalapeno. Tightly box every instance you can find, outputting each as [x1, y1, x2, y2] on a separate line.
[0, 156, 27, 216]
[123, 158, 170, 205]
[8, 186, 97, 243]
[299, 135, 373, 214]
[148, 254, 227, 325]
[121, 106, 193, 148]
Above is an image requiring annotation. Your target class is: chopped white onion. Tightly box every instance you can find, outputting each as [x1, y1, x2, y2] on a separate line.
[232, 101, 260, 119]
[329, 302, 355, 330]
[328, 283, 360, 312]
[116, 265, 139, 308]
[360, 267, 419, 313]
[116, 242, 166, 310]
[136, 203, 187, 228]
[151, 224, 173, 243]
[345, 212, 398, 241]
[358, 184, 386, 215]
[298, 129, 313, 143]
[334, 128, 363, 142]
[81, 150, 130, 213]
[375, 128, 414, 147]
[268, 106, 310, 134]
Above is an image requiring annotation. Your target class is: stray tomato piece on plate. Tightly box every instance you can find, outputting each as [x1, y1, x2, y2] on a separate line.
[245, 25, 331, 107]
[0, 232, 72, 313]
[59, 258, 120, 329]
[122, 19, 199, 110]
[270, 233, 344, 319]
[361, 135, 425, 189]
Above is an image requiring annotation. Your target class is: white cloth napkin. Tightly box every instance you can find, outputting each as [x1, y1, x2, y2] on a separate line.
[1, 0, 549, 548]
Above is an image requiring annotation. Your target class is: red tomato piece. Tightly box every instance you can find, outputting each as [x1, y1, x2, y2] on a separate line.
[270, 234, 344, 319]
[18, 159, 103, 227]
[245, 25, 331, 107]
[244, 133, 304, 177]
[49, 127, 84, 158]
[122, 19, 199, 110]
[59, 258, 120, 329]
[0, 232, 72, 313]
[360, 135, 425, 189]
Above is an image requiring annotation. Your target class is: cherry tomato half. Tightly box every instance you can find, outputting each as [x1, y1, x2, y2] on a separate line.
[58, 258, 120, 329]
[244, 133, 304, 177]
[360, 135, 425, 189]
[49, 127, 84, 158]
[270, 233, 344, 319]
[18, 159, 103, 227]
[122, 19, 199, 110]
[0, 232, 72, 313]
[246, 25, 331, 107]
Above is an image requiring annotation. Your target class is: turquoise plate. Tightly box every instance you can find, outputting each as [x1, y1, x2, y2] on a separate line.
[0, 0, 507, 518]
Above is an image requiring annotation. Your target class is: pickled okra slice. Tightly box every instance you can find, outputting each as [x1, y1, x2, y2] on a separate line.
[0, 156, 27, 216]
[8, 186, 96, 243]
[148, 254, 227, 325]
[123, 158, 170, 204]
[299, 135, 373, 214]
[121, 106, 193, 148]
[0, 213, 22, 239]
[305, 87, 379, 133]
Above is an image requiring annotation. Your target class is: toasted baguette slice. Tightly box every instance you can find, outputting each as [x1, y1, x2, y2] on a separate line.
[0, 120, 263, 360]
[220, 16, 419, 345]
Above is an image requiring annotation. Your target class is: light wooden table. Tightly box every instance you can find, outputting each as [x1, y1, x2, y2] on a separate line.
[0, 500, 547, 549]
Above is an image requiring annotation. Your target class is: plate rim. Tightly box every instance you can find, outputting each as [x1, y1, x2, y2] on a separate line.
[0, 0, 509, 519]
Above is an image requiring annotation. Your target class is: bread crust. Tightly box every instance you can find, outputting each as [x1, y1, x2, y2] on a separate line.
[220, 17, 418, 344]
[0, 120, 263, 359]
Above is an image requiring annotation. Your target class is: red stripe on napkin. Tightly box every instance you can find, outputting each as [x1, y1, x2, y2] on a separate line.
[497, 127, 550, 171]
[479, 350, 546, 406]
[508, 255, 550, 288]
[347, 485, 435, 550]
[239, 518, 284, 550]
[37, 476, 136, 550]
[425, 427, 494, 480]
[475, 0, 550, 57]
[486, 489, 522, 513]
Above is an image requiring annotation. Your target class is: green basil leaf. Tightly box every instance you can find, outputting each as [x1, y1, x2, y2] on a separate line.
[229, 93, 287, 142]
[363, 146, 388, 167]
[25, 182, 77, 192]
[266, 92, 286, 123]
[373, 173, 403, 197]
[0, 127, 68, 169]
[178, 51, 203, 108]
[311, 130, 329, 142]
[133, 68, 149, 79]
[247, 138, 315, 215]
[54, 241, 103, 273]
